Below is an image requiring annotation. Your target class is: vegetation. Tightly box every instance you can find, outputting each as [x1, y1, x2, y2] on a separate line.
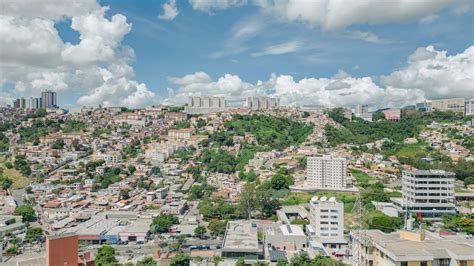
[442, 214, 474, 234]
[0, 132, 9, 152]
[14, 204, 36, 222]
[170, 253, 191, 266]
[95, 245, 118, 266]
[137, 256, 157, 266]
[207, 220, 228, 237]
[194, 225, 207, 239]
[62, 120, 87, 133]
[199, 148, 236, 173]
[94, 167, 122, 189]
[25, 227, 43, 243]
[288, 251, 344, 266]
[92, 127, 112, 138]
[152, 215, 179, 233]
[18, 119, 62, 143]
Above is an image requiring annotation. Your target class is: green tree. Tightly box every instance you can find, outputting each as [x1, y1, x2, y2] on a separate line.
[208, 220, 227, 237]
[51, 139, 65, 149]
[189, 184, 206, 199]
[240, 183, 257, 219]
[137, 256, 156, 266]
[25, 227, 43, 243]
[95, 245, 118, 266]
[151, 166, 161, 175]
[14, 205, 35, 222]
[194, 225, 207, 239]
[170, 253, 190, 266]
[0, 176, 12, 190]
[128, 165, 137, 174]
[152, 215, 179, 233]
[120, 189, 130, 200]
[212, 255, 223, 266]
[276, 259, 288, 266]
[236, 257, 246, 266]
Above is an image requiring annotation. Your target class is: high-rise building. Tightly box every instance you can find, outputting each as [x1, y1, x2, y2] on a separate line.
[416, 100, 432, 112]
[465, 98, 474, 116]
[306, 156, 347, 189]
[308, 196, 344, 240]
[41, 90, 57, 109]
[246, 96, 280, 110]
[185, 96, 227, 114]
[431, 98, 465, 113]
[354, 104, 372, 122]
[46, 234, 78, 266]
[13, 98, 20, 108]
[398, 169, 455, 219]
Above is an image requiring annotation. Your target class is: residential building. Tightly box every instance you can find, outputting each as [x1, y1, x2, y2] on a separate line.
[308, 196, 345, 243]
[41, 90, 57, 109]
[396, 169, 455, 219]
[354, 104, 372, 122]
[465, 98, 474, 116]
[431, 98, 465, 113]
[221, 221, 264, 260]
[351, 229, 474, 266]
[185, 96, 227, 114]
[306, 156, 347, 189]
[46, 234, 79, 266]
[246, 96, 280, 110]
[416, 101, 432, 112]
[168, 128, 193, 140]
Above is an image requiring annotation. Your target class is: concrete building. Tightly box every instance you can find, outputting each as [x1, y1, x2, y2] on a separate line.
[431, 98, 465, 113]
[465, 98, 474, 116]
[246, 96, 280, 110]
[185, 96, 227, 114]
[221, 221, 264, 260]
[351, 229, 474, 266]
[306, 156, 347, 189]
[396, 169, 455, 219]
[382, 108, 401, 121]
[354, 104, 372, 122]
[416, 101, 432, 112]
[46, 234, 78, 266]
[308, 196, 345, 242]
[41, 90, 57, 109]
[265, 224, 307, 251]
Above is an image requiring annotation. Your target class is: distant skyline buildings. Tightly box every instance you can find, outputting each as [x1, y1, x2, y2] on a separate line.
[12, 90, 58, 110]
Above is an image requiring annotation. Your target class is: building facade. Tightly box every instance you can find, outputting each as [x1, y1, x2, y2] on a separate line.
[400, 170, 455, 219]
[185, 96, 227, 114]
[306, 156, 347, 189]
[246, 96, 280, 110]
[308, 196, 344, 240]
[465, 98, 474, 116]
[431, 98, 465, 113]
[41, 90, 57, 109]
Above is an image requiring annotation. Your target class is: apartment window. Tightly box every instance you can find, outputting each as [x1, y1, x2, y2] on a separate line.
[420, 262, 428, 266]
[459, 261, 467, 266]
[401, 262, 408, 266]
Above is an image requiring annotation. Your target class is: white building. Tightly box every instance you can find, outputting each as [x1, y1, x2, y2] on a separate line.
[306, 156, 347, 189]
[465, 98, 474, 116]
[185, 96, 227, 114]
[308, 196, 346, 247]
[246, 96, 280, 110]
[396, 169, 455, 220]
[354, 104, 372, 122]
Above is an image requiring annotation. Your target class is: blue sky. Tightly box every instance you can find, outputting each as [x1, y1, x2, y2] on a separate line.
[1, 0, 473, 108]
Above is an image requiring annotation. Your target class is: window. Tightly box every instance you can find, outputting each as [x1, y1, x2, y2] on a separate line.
[421, 262, 428, 266]
[401, 262, 408, 266]
[459, 261, 467, 266]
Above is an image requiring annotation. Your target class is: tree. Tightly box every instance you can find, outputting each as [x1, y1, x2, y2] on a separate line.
[276, 259, 288, 266]
[240, 183, 257, 219]
[14, 205, 35, 222]
[128, 165, 137, 174]
[170, 253, 190, 266]
[95, 245, 118, 266]
[25, 227, 43, 243]
[4, 161, 13, 169]
[236, 257, 246, 266]
[152, 215, 179, 233]
[137, 256, 156, 266]
[270, 168, 294, 190]
[212, 255, 223, 266]
[0, 176, 12, 190]
[208, 220, 227, 237]
[51, 139, 65, 149]
[151, 166, 161, 175]
[120, 189, 130, 200]
[189, 184, 205, 199]
[289, 251, 311, 266]
[194, 225, 206, 239]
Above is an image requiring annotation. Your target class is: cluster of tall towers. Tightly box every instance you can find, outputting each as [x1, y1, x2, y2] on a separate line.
[13, 90, 57, 110]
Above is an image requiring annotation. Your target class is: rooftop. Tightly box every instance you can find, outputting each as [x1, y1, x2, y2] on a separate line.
[222, 221, 260, 253]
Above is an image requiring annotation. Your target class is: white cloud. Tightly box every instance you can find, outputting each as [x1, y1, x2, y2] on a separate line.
[339, 31, 385, 44]
[251, 39, 303, 57]
[192, 0, 473, 30]
[189, 0, 247, 12]
[0, 0, 157, 108]
[167, 45, 473, 108]
[158, 0, 179, 20]
[381, 45, 474, 99]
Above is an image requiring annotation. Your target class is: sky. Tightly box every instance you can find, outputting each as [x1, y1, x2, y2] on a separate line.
[0, 0, 473, 109]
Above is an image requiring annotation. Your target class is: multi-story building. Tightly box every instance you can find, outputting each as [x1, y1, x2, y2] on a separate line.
[351, 229, 474, 266]
[465, 98, 474, 116]
[246, 96, 280, 110]
[185, 96, 227, 114]
[308, 196, 344, 241]
[416, 101, 432, 112]
[382, 108, 401, 121]
[221, 221, 264, 260]
[41, 90, 57, 109]
[306, 156, 347, 189]
[354, 104, 372, 122]
[397, 169, 455, 219]
[431, 98, 465, 113]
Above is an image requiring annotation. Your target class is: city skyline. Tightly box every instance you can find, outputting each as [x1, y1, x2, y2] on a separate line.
[0, 0, 473, 109]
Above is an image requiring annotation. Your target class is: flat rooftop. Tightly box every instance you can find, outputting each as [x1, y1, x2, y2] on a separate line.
[222, 221, 260, 253]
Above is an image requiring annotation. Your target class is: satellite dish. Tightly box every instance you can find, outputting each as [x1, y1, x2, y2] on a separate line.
[329, 197, 336, 202]
[310, 196, 319, 203]
[320, 196, 327, 202]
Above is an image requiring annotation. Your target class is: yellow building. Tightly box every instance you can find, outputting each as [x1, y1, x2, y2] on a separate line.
[431, 98, 465, 113]
[351, 229, 474, 266]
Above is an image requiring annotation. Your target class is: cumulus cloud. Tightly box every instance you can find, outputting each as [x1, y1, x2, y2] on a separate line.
[191, 0, 473, 30]
[158, 0, 179, 20]
[381, 45, 474, 99]
[166, 45, 473, 109]
[0, 0, 157, 108]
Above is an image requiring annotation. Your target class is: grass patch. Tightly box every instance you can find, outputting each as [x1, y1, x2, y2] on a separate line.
[455, 187, 469, 193]
[3, 168, 30, 189]
[351, 169, 376, 183]
[395, 143, 427, 158]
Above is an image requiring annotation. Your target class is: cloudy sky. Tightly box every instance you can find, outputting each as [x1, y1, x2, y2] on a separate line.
[0, 0, 473, 109]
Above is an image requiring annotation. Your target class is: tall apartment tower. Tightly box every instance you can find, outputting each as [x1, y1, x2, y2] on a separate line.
[185, 96, 227, 114]
[308, 196, 344, 240]
[41, 90, 57, 108]
[465, 98, 474, 116]
[306, 156, 347, 189]
[401, 169, 455, 219]
[246, 96, 280, 110]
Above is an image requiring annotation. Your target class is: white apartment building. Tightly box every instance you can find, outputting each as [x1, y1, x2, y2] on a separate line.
[398, 169, 455, 220]
[465, 98, 474, 116]
[246, 96, 280, 110]
[306, 156, 347, 189]
[94, 151, 122, 166]
[185, 96, 227, 114]
[308, 196, 345, 241]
